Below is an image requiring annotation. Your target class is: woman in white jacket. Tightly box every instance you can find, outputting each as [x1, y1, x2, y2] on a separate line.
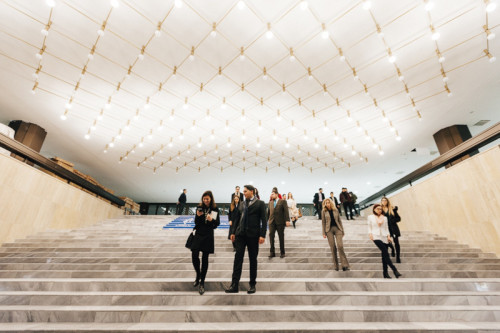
[368, 204, 402, 279]
[286, 192, 299, 228]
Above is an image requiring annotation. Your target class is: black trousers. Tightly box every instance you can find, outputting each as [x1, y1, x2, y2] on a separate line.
[176, 203, 185, 215]
[315, 203, 322, 219]
[343, 203, 354, 219]
[231, 234, 260, 286]
[269, 223, 285, 255]
[191, 250, 209, 283]
[387, 235, 401, 259]
[373, 240, 397, 274]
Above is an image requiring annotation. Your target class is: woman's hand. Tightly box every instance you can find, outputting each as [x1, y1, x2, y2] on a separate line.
[369, 233, 374, 241]
[206, 214, 213, 222]
[229, 221, 232, 226]
[323, 234, 326, 239]
[387, 235, 393, 243]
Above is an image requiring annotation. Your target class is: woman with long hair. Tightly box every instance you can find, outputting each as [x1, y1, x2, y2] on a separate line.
[368, 204, 401, 279]
[321, 198, 349, 271]
[228, 195, 242, 252]
[191, 190, 220, 294]
[381, 196, 402, 263]
[286, 192, 299, 229]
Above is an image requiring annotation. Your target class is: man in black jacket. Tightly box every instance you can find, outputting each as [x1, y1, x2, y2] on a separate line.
[231, 186, 244, 203]
[313, 188, 325, 220]
[226, 184, 267, 294]
[176, 189, 187, 215]
[339, 187, 355, 220]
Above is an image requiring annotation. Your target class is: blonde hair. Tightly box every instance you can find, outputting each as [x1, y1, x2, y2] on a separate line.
[381, 196, 394, 216]
[288, 192, 293, 200]
[322, 198, 338, 212]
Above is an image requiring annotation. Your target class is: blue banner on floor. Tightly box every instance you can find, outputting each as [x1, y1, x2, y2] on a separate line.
[163, 215, 230, 229]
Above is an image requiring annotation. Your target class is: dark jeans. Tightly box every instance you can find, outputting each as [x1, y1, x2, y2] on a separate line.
[343, 202, 355, 219]
[191, 250, 209, 283]
[176, 203, 185, 215]
[269, 223, 285, 255]
[231, 234, 260, 286]
[315, 203, 322, 219]
[387, 235, 401, 259]
[373, 240, 397, 274]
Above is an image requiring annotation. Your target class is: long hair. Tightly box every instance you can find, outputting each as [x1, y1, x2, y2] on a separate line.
[381, 196, 394, 216]
[288, 192, 293, 200]
[322, 198, 338, 212]
[230, 195, 240, 211]
[200, 190, 216, 209]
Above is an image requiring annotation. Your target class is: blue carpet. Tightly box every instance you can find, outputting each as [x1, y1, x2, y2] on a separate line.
[163, 215, 230, 229]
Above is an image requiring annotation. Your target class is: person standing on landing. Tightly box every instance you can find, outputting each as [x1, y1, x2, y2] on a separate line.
[268, 190, 290, 259]
[381, 196, 402, 263]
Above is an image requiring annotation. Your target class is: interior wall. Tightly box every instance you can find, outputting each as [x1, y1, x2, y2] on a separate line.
[386, 145, 500, 256]
[0, 154, 123, 245]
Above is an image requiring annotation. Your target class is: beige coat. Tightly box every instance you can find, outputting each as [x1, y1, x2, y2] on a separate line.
[321, 208, 344, 235]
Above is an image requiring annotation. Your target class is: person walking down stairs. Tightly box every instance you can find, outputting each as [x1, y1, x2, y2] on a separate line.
[381, 196, 402, 263]
[321, 198, 350, 272]
[191, 191, 220, 295]
[368, 204, 402, 279]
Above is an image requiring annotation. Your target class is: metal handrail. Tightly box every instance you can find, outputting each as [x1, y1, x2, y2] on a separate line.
[0, 133, 125, 207]
[358, 122, 500, 208]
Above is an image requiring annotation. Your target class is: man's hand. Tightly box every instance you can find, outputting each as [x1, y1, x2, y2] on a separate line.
[369, 233, 374, 241]
[230, 234, 235, 242]
[286, 221, 290, 227]
[259, 237, 265, 244]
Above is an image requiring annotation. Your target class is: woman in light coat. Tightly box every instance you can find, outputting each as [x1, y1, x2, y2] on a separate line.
[286, 192, 299, 228]
[321, 198, 349, 271]
[368, 204, 401, 279]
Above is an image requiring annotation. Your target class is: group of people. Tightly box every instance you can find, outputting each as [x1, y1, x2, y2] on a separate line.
[313, 187, 358, 221]
[187, 185, 404, 296]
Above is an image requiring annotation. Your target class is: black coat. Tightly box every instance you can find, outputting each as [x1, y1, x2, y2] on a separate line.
[231, 199, 267, 238]
[385, 206, 401, 237]
[228, 204, 241, 240]
[313, 192, 325, 205]
[191, 206, 220, 253]
[178, 193, 187, 204]
[231, 192, 244, 202]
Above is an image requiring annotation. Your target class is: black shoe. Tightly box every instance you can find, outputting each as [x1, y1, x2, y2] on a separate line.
[268, 253, 276, 259]
[280, 254, 285, 258]
[393, 270, 402, 279]
[334, 267, 339, 271]
[193, 279, 200, 287]
[247, 285, 256, 294]
[351, 217, 355, 220]
[198, 284, 205, 295]
[391, 252, 395, 258]
[225, 283, 239, 293]
[342, 267, 350, 271]
[233, 248, 236, 252]
[396, 257, 401, 263]
[383, 272, 391, 279]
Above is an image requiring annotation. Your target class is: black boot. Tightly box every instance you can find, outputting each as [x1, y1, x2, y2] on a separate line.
[396, 257, 401, 264]
[393, 269, 402, 278]
[383, 272, 391, 279]
[225, 283, 239, 293]
[193, 275, 200, 287]
[198, 283, 205, 295]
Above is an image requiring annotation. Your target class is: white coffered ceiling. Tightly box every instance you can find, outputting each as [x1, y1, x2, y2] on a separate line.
[0, 0, 499, 203]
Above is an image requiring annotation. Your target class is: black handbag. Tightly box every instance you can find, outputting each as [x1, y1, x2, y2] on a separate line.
[185, 231, 195, 249]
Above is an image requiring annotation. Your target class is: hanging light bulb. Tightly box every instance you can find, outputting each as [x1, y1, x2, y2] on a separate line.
[237, 0, 246, 10]
[155, 22, 162, 37]
[282, 83, 286, 95]
[266, 23, 274, 39]
[97, 21, 106, 37]
[36, 46, 46, 60]
[484, 26, 496, 40]
[240, 47, 245, 61]
[299, 0, 308, 10]
[485, 0, 497, 12]
[84, 131, 90, 140]
[362, 0, 372, 10]
[46, 0, 55, 7]
[397, 68, 404, 81]
[338, 48, 345, 61]
[241, 109, 246, 121]
[387, 48, 396, 63]
[65, 97, 73, 109]
[175, 0, 183, 8]
[183, 97, 189, 109]
[32, 66, 42, 79]
[189, 46, 195, 61]
[276, 110, 282, 121]
[436, 49, 445, 63]
[91, 120, 97, 131]
[307, 67, 313, 80]
[41, 21, 52, 36]
[210, 22, 217, 37]
[262, 67, 268, 80]
[138, 46, 145, 60]
[110, 0, 119, 8]
[441, 68, 449, 82]
[221, 97, 227, 109]
[430, 25, 440, 40]
[352, 67, 359, 80]
[376, 24, 384, 38]
[484, 49, 497, 63]
[289, 47, 295, 61]
[424, 0, 434, 11]
[60, 110, 68, 120]
[321, 23, 329, 39]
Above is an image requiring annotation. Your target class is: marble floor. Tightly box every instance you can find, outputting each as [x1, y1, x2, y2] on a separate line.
[0, 216, 499, 332]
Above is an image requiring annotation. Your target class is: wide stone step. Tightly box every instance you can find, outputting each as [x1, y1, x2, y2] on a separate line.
[0, 321, 498, 332]
[1, 304, 499, 322]
[1, 291, 499, 306]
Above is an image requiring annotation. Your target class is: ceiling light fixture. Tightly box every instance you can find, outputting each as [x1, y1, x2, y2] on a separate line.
[362, 0, 372, 10]
[175, 0, 183, 8]
[46, 0, 55, 7]
[276, 110, 281, 121]
[364, 84, 370, 96]
[376, 24, 384, 38]
[436, 49, 445, 63]
[323, 120, 329, 132]
[104, 97, 112, 109]
[440, 68, 449, 82]
[125, 120, 130, 130]
[134, 109, 140, 120]
[221, 97, 227, 109]
[424, 0, 434, 11]
[484, 49, 497, 62]
[262, 67, 268, 80]
[258, 120, 263, 130]
[227, 138, 231, 147]
[282, 83, 286, 95]
[155, 22, 162, 37]
[346, 110, 352, 122]
[97, 21, 106, 36]
[110, 0, 119, 8]
[300, 0, 308, 10]
[241, 109, 246, 121]
[307, 67, 313, 80]
[285, 138, 290, 148]
[138, 46, 145, 60]
[183, 97, 189, 109]
[352, 67, 358, 80]
[237, 0, 246, 10]
[430, 25, 440, 40]
[387, 48, 396, 63]
[396, 68, 404, 81]
[91, 120, 97, 131]
[484, 25, 496, 40]
[36, 45, 46, 60]
[289, 47, 295, 61]
[32, 65, 42, 79]
[445, 83, 452, 96]
[338, 48, 345, 61]
[211, 22, 217, 37]
[321, 23, 329, 39]
[144, 96, 151, 109]
[84, 130, 90, 140]
[273, 129, 277, 141]
[97, 110, 104, 121]
[266, 23, 274, 39]
[60, 110, 68, 120]
[323, 84, 328, 96]
[485, 0, 497, 12]
[395, 131, 402, 141]
[189, 46, 195, 60]
[240, 47, 245, 61]
[41, 21, 52, 36]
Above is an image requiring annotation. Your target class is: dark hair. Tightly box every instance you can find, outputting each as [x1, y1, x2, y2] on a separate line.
[272, 189, 278, 194]
[330, 192, 333, 194]
[319, 187, 322, 190]
[183, 189, 186, 191]
[254, 188, 260, 199]
[372, 203, 382, 216]
[235, 186, 240, 189]
[200, 190, 216, 209]
[342, 187, 347, 190]
[244, 184, 255, 192]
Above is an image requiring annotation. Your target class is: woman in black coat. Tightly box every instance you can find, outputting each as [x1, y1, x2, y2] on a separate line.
[381, 196, 402, 263]
[191, 190, 220, 295]
[228, 195, 241, 252]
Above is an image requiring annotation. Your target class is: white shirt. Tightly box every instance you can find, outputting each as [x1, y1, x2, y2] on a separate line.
[367, 214, 390, 242]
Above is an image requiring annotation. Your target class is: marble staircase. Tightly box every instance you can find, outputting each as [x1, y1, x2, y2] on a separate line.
[0, 216, 499, 332]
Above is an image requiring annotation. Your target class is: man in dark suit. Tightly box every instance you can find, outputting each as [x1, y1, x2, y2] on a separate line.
[231, 186, 244, 203]
[176, 189, 187, 215]
[226, 184, 267, 294]
[339, 187, 355, 220]
[330, 191, 342, 215]
[268, 190, 290, 259]
[313, 188, 325, 220]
